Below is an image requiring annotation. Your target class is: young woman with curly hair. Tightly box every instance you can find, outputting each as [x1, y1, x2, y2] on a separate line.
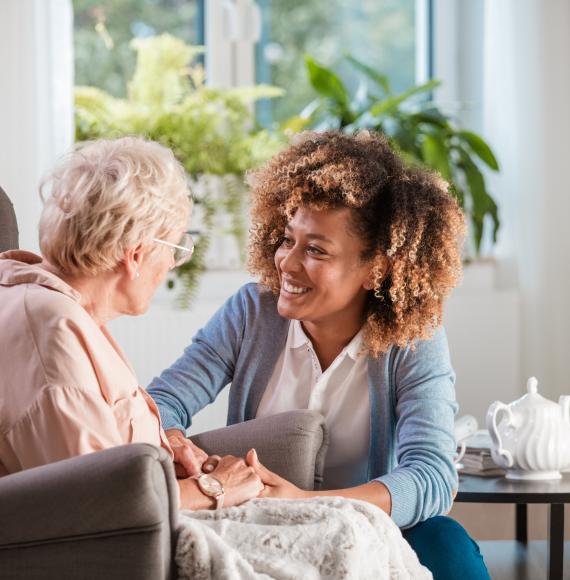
[149, 131, 490, 579]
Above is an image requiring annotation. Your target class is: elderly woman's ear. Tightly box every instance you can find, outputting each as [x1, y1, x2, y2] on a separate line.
[123, 243, 145, 281]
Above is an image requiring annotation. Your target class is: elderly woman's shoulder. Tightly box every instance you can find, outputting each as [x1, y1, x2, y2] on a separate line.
[23, 281, 96, 338]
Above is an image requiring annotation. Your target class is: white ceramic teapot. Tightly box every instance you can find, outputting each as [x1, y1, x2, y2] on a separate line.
[486, 377, 570, 480]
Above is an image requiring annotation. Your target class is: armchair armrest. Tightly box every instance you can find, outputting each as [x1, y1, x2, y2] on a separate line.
[0, 444, 178, 580]
[191, 410, 329, 491]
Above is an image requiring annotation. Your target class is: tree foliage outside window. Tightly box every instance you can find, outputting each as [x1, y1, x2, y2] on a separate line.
[256, 0, 416, 125]
[73, 0, 198, 99]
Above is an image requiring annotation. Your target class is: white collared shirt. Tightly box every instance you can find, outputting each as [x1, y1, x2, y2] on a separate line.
[256, 319, 370, 489]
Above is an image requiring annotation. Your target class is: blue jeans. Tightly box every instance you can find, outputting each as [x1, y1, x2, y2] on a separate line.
[402, 516, 490, 580]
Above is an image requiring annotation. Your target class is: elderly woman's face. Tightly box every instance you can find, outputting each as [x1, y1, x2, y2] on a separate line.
[274, 207, 372, 328]
[126, 229, 181, 315]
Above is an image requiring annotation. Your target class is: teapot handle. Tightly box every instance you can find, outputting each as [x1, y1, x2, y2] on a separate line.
[486, 401, 515, 468]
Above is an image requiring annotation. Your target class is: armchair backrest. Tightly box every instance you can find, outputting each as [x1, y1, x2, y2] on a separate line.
[0, 187, 19, 251]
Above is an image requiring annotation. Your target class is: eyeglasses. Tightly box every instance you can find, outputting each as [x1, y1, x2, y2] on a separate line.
[153, 233, 194, 268]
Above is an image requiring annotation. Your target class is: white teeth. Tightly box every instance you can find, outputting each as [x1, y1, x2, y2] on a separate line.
[283, 280, 310, 294]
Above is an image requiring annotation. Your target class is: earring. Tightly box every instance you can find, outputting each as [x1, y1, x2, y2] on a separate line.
[134, 267, 140, 279]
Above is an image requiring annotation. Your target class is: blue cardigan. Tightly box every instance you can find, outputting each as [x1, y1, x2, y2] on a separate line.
[148, 283, 458, 528]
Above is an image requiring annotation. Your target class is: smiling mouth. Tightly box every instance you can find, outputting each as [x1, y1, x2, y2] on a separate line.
[282, 280, 311, 295]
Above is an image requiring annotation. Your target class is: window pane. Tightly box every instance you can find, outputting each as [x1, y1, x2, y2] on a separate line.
[256, 0, 417, 125]
[73, 0, 199, 98]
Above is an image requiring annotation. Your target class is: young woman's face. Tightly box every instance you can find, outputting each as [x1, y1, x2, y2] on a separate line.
[274, 207, 372, 328]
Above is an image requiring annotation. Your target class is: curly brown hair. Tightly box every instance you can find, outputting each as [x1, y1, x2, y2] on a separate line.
[247, 130, 466, 356]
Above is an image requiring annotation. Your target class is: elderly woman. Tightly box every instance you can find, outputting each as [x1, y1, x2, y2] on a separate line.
[0, 137, 262, 510]
[148, 131, 490, 579]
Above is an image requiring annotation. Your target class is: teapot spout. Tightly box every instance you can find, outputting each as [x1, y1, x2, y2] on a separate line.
[560, 395, 570, 423]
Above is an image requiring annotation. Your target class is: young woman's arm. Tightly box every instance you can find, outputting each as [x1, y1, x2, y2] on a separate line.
[246, 449, 392, 513]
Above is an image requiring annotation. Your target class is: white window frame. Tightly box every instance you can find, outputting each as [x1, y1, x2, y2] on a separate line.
[207, 0, 430, 90]
[205, 0, 262, 88]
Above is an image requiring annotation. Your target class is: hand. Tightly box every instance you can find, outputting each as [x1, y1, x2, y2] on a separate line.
[165, 428, 209, 478]
[246, 449, 307, 500]
[209, 453, 264, 508]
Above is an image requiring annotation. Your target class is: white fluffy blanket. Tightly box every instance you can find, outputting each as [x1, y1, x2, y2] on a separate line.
[176, 497, 432, 580]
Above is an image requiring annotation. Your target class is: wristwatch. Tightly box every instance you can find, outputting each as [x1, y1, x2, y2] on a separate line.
[193, 474, 225, 509]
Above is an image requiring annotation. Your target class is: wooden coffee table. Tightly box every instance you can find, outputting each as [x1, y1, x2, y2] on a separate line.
[456, 473, 570, 580]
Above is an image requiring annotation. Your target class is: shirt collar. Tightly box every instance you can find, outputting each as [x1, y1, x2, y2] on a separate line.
[0, 250, 82, 302]
[290, 319, 365, 360]
[345, 329, 365, 360]
[290, 319, 310, 349]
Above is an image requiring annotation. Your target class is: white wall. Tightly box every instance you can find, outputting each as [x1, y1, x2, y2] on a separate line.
[433, 0, 570, 404]
[483, 0, 570, 403]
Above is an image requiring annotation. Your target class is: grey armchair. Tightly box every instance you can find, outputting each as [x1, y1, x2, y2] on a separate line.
[0, 410, 328, 580]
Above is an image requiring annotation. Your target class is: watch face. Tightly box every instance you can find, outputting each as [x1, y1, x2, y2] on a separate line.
[199, 474, 224, 496]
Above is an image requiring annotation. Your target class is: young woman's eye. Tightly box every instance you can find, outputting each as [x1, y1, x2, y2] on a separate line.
[307, 245, 325, 256]
[280, 235, 294, 248]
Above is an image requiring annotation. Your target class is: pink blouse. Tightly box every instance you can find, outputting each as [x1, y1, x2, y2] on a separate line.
[0, 251, 173, 476]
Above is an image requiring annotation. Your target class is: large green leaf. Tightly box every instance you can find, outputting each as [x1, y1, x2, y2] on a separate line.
[460, 150, 500, 251]
[458, 130, 500, 171]
[421, 133, 452, 180]
[280, 115, 313, 133]
[410, 108, 449, 129]
[449, 184, 465, 208]
[304, 55, 349, 109]
[344, 54, 391, 95]
[481, 192, 501, 244]
[369, 79, 441, 117]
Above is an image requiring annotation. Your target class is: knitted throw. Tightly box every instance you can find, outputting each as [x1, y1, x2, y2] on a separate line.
[176, 497, 431, 579]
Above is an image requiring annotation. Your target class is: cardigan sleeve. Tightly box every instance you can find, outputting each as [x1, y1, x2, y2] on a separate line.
[375, 327, 459, 529]
[147, 285, 249, 431]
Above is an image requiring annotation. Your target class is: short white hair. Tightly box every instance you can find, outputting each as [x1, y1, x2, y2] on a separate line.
[39, 136, 191, 275]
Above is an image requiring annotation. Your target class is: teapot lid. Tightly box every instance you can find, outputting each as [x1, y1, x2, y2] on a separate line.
[512, 377, 559, 411]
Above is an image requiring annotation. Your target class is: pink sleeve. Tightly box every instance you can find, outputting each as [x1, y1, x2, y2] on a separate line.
[5, 384, 124, 471]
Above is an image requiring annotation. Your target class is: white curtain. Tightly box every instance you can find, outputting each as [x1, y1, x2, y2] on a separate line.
[0, 0, 74, 252]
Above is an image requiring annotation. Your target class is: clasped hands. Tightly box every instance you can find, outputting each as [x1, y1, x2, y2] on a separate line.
[166, 429, 305, 508]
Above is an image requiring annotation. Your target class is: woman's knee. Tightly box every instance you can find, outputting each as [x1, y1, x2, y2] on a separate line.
[403, 516, 490, 580]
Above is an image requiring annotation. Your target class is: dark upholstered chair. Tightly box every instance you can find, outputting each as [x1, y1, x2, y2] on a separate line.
[0, 189, 328, 579]
[0, 186, 19, 251]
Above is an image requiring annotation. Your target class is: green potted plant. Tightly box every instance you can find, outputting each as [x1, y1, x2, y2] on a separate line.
[75, 34, 284, 305]
[284, 55, 500, 257]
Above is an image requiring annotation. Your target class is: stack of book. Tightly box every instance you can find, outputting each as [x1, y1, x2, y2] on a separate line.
[457, 430, 506, 477]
